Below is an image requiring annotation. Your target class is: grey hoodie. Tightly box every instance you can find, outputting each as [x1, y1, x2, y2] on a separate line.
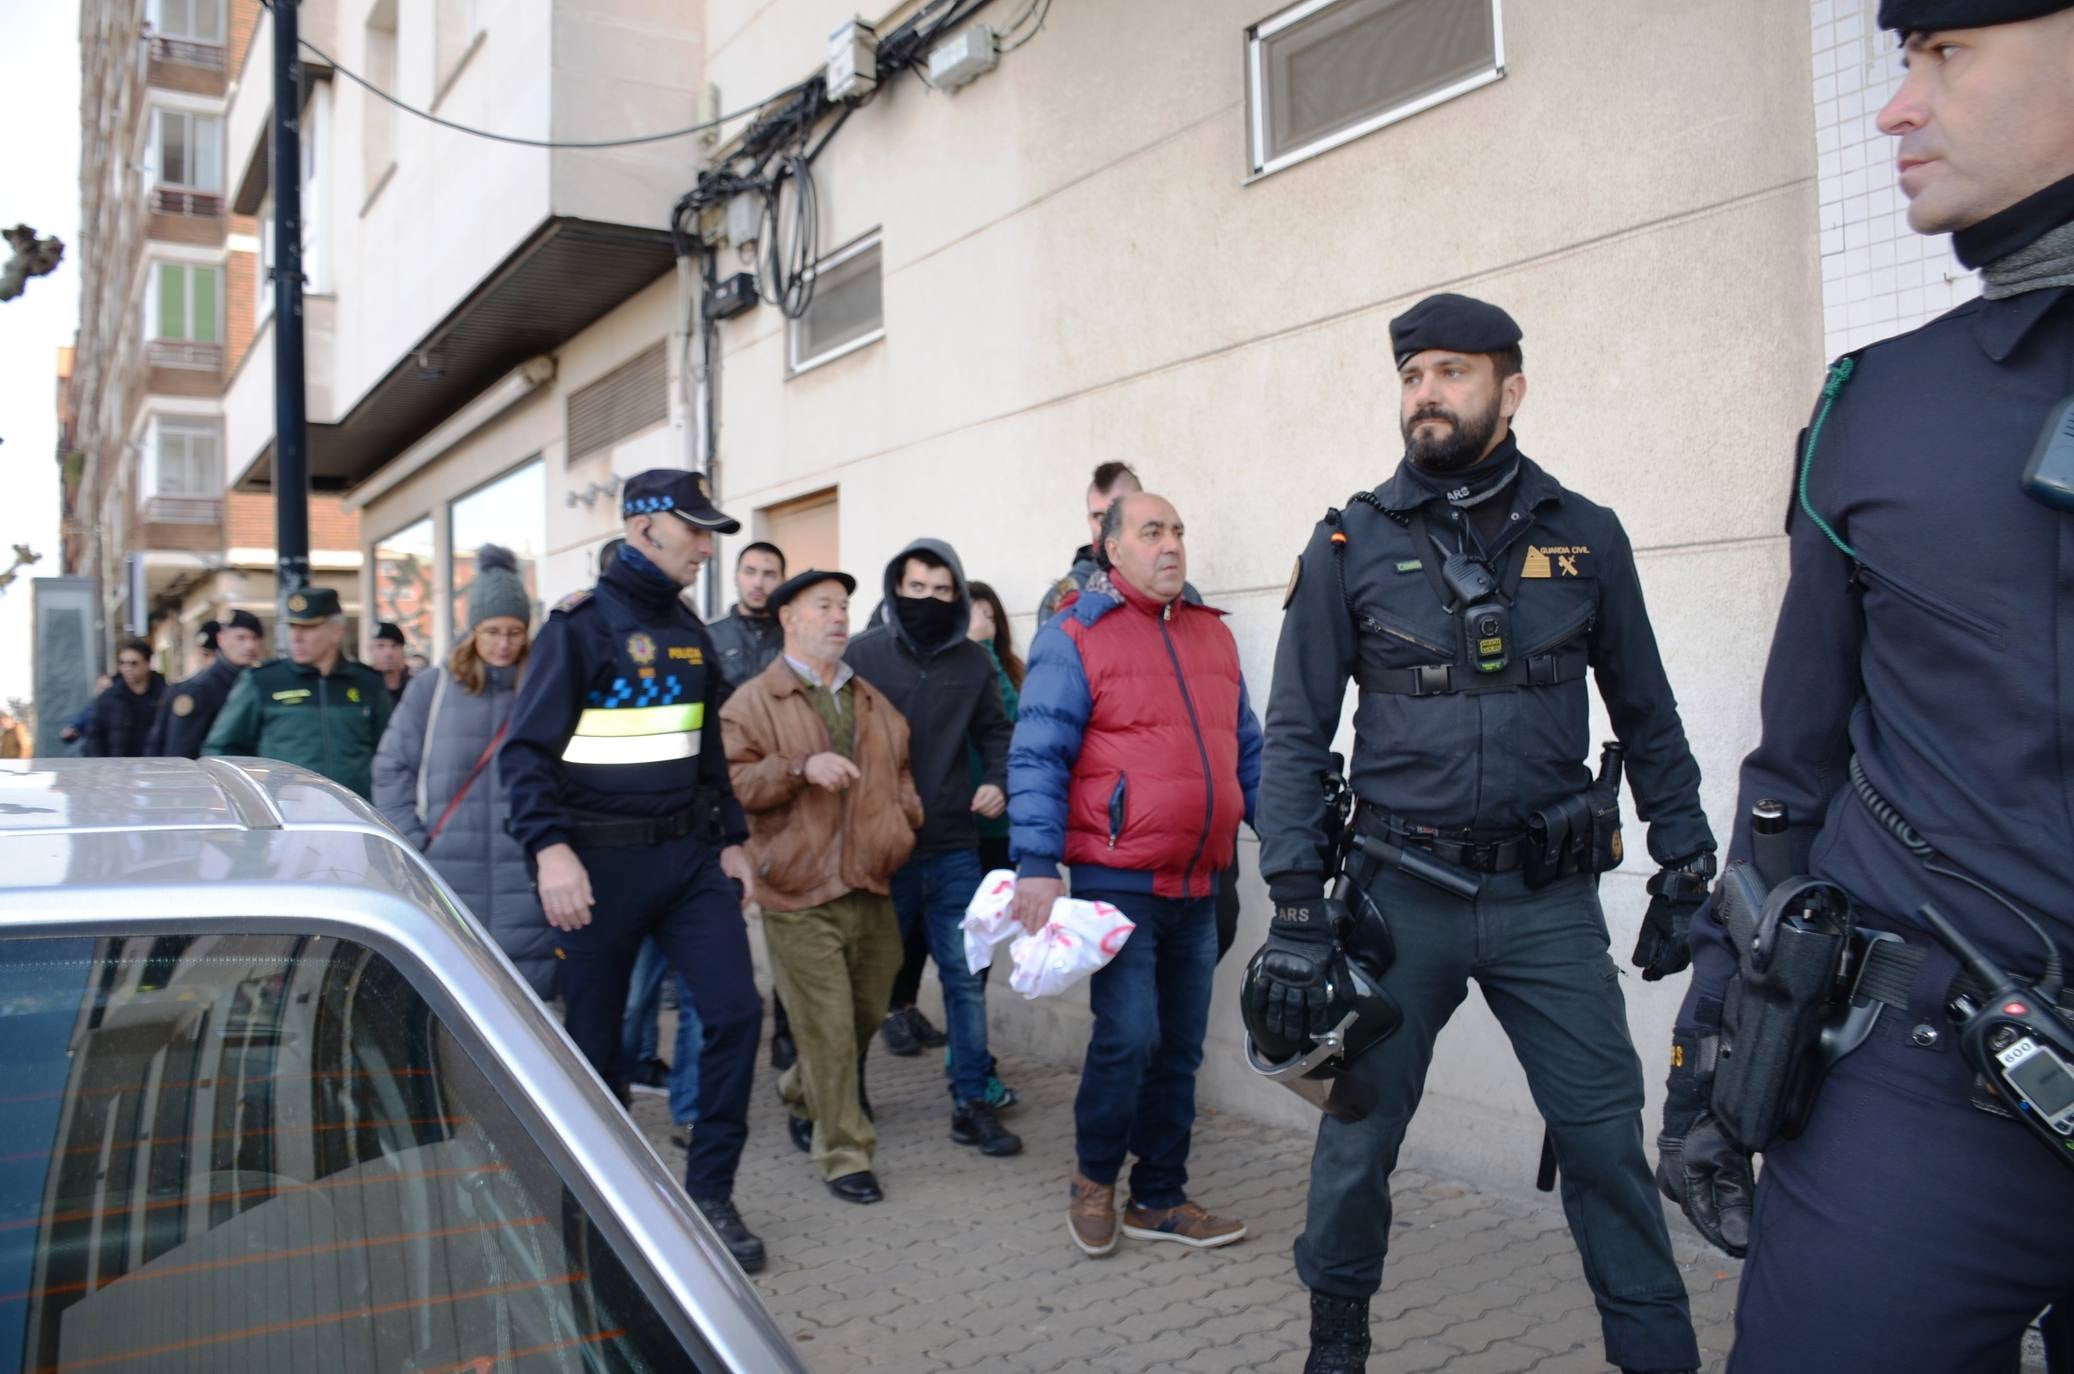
[845, 537, 1011, 857]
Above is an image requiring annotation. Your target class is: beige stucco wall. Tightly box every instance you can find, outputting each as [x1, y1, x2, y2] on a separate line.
[701, 0, 1825, 1182]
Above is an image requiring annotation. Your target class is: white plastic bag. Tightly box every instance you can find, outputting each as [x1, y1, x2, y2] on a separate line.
[962, 868, 1135, 999]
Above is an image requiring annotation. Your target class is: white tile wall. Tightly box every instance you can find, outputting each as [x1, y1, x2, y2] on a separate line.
[1811, 0, 1979, 359]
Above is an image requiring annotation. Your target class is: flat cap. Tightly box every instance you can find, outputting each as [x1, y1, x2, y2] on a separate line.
[621, 468, 741, 534]
[281, 586, 342, 624]
[1879, 0, 2073, 30]
[1390, 293, 1523, 367]
[768, 568, 856, 613]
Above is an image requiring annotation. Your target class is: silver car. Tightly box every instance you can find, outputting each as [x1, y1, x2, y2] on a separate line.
[0, 757, 809, 1374]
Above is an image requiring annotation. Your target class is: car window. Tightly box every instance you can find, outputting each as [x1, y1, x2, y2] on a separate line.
[0, 933, 693, 1373]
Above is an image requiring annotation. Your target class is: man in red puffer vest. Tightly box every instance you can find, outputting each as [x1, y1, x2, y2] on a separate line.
[1009, 490, 1263, 1259]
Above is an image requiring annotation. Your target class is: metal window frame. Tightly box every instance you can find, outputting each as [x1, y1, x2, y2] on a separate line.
[1245, 0, 1506, 182]
[785, 231, 886, 378]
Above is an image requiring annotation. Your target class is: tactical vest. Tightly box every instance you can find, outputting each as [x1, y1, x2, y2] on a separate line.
[560, 586, 712, 776]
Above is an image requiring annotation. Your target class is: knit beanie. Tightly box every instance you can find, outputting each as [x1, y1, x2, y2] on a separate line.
[467, 545, 533, 630]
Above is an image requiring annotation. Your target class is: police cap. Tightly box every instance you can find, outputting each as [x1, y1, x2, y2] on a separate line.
[281, 586, 342, 625]
[373, 621, 407, 645]
[767, 569, 856, 614]
[621, 468, 741, 534]
[1878, 0, 2072, 31]
[1389, 293, 1523, 368]
[224, 609, 263, 635]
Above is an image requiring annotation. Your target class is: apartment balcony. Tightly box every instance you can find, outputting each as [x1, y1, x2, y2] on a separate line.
[142, 495, 224, 526]
[146, 33, 229, 98]
[147, 187, 228, 248]
[147, 35, 226, 70]
[151, 186, 224, 218]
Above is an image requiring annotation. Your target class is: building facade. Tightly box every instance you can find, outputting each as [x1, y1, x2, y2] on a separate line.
[61, 0, 363, 682]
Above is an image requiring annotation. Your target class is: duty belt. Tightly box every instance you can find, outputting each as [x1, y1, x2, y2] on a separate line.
[1355, 806, 1527, 875]
[1848, 931, 2074, 1017]
[565, 804, 713, 848]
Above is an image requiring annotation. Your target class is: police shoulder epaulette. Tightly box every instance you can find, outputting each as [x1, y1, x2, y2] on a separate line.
[553, 588, 593, 615]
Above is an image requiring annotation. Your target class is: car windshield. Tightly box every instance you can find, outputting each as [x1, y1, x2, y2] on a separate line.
[0, 933, 689, 1374]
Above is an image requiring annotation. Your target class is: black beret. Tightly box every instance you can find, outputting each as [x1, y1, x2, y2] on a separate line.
[198, 619, 222, 650]
[768, 569, 856, 614]
[1389, 293, 1523, 367]
[1879, 0, 2073, 30]
[224, 608, 264, 635]
[373, 621, 408, 644]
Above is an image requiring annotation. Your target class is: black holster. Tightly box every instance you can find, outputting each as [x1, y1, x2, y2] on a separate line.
[1710, 864, 1855, 1152]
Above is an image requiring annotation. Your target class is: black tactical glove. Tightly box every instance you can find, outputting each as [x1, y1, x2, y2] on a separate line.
[1631, 855, 1716, 981]
[1246, 899, 1344, 1044]
[1654, 1023, 1754, 1258]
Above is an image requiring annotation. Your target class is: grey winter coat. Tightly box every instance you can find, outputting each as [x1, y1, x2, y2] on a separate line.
[373, 664, 554, 998]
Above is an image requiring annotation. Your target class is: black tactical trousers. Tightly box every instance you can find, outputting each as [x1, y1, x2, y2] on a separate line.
[1295, 868, 1698, 1374]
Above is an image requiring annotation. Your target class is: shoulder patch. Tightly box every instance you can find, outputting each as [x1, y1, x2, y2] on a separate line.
[1282, 556, 1303, 609]
[554, 588, 593, 614]
[171, 694, 195, 717]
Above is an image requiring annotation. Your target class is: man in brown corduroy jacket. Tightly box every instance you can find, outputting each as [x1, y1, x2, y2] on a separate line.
[721, 569, 922, 1205]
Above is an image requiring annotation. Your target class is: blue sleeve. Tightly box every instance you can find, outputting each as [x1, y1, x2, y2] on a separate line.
[697, 624, 750, 845]
[499, 613, 589, 856]
[1007, 618, 1091, 880]
[1236, 671, 1263, 829]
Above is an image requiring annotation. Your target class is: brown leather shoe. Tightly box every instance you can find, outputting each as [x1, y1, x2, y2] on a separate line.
[1067, 1170, 1118, 1257]
[1122, 1199, 1247, 1249]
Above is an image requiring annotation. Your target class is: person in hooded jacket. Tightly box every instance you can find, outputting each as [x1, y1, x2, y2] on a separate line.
[84, 639, 166, 757]
[845, 537, 1021, 1158]
[374, 546, 553, 999]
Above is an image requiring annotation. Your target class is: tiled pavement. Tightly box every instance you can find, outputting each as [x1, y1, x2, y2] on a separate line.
[631, 1031, 1747, 1373]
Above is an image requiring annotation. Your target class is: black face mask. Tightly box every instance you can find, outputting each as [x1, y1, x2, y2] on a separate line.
[895, 594, 961, 646]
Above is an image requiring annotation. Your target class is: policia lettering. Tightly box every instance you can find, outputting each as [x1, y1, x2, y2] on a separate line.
[1252, 292, 1717, 1374]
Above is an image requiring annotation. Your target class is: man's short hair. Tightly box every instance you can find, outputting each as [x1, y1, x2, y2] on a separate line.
[118, 637, 151, 661]
[1095, 493, 1137, 570]
[1491, 344, 1524, 381]
[737, 541, 787, 573]
[1089, 461, 1140, 495]
[902, 547, 950, 575]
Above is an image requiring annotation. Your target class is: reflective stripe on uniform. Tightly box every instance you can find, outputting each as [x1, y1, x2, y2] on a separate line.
[560, 702, 704, 765]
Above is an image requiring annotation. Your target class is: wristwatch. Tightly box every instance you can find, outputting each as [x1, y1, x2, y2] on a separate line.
[788, 757, 807, 779]
[1651, 851, 1718, 903]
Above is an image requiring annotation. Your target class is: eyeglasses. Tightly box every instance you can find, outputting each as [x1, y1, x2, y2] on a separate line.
[476, 627, 528, 643]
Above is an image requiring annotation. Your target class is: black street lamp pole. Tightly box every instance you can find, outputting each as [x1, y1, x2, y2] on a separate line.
[270, 0, 310, 601]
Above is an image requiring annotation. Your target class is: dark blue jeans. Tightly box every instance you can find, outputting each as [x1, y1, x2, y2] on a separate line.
[1295, 867, 1696, 1373]
[889, 848, 989, 1103]
[559, 834, 758, 1202]
[620, 937, 703, 1125]
[1072, 889, 1217, 1211]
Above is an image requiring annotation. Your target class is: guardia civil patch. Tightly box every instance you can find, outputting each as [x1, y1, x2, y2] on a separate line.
[347, 687, 362, 704]
[171, 694, 195, 717]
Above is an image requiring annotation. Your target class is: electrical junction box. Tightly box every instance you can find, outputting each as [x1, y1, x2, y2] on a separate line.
[928, 24, 997, 91]
[706, 271, 759, 320]
[724, 193, 762, 249]
[827, 17, 878, 103]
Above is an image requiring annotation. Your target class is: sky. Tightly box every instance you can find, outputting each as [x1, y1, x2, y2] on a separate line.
[0, 3, 81, 707]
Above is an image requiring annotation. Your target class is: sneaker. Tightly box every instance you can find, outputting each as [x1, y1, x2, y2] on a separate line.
[949, 1099, 1023, 1156]
[903, 1005, 948, 1049]
[1304, 1292, 1371, 1373]
[690, 1195, 766, 1274]
[1121, 1199, 1247, 1249]
[627, 1057, 671, 1096]
[1067, 1170, 1118, 1257]
[881, 1009, 921, 1057]
[945, 1049, 1020, 1112]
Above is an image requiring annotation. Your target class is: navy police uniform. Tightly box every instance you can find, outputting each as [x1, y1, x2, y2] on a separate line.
[499, 470, 762, 1213]
[147, 610, 263, 758]
[1667, 31, 2074, 1364]
[1258, 295, 1715, 1374]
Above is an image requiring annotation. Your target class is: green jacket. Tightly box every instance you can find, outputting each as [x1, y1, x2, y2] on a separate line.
[203, 656, 395, 799]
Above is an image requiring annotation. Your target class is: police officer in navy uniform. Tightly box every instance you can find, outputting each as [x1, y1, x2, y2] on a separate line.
[500, 468, 769, 1272]
[146, 609, 265, 757]
[1253, 295, 1716, 1374]
[1657, 5, 2074, 1370]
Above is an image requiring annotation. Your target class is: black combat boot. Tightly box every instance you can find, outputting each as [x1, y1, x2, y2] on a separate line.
[691, 1195, 766, 1274]
[1304, 1291, 1371, 1373]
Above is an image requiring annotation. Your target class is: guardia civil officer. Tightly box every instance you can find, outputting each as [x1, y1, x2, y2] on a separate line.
[1253, 296, 1717, 1374]
[1656, 6, 2074, 1371]
[146, 609, 264, 757]
[499, 469, 769, 1272]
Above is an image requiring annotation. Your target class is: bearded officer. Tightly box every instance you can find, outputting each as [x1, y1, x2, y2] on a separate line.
[500, 468, 768, 1273]
[146, 609, 265, 757]
[1252, 295, 1716, 1374]
[1657, 5, 2074, 1371]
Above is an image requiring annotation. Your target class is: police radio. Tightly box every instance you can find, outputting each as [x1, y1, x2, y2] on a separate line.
[1919, 902, 2074, 1173]
[1440, 552, 1509, 675]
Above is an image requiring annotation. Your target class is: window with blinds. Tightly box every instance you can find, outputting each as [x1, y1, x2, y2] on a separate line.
[788, 234, 884, 375]
[1247, 0, 1503, 178]
[565, 342, 669, 465]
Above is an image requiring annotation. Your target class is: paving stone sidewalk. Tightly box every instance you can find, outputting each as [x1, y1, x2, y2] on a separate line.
[631, 1035, 1746, 1373]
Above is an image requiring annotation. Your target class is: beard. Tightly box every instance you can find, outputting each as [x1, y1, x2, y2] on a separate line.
[1401, 394, 1503, 473]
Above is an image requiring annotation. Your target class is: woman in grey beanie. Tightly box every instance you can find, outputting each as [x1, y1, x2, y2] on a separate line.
[374, 545, 555, 996]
